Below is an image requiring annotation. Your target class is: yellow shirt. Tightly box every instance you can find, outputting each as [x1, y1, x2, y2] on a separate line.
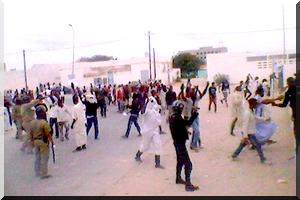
[30, 119, 52, 140]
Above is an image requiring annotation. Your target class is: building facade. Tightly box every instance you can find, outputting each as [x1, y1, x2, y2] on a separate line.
[179, 46, 228, 63]
[3, 57, 180, 90]
[207, 52, 296, 85]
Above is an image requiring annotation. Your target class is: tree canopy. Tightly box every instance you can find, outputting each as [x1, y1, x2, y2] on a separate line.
[173, 53, 204, 78]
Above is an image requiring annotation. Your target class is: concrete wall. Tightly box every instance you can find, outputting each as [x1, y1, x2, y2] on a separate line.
[207, 53, 296, 85]
[3, 57, 180, 90]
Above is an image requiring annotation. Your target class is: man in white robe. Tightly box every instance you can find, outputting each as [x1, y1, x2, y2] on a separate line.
[135, 96, 164, 169]
[71, 95, 87, 152]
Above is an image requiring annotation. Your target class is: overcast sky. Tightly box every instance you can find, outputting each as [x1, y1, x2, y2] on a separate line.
[2, 0, 297, 70]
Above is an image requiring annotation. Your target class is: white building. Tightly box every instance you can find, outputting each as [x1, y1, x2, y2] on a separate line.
[207, 52, 296, 85]
[3, 57, 180, 90]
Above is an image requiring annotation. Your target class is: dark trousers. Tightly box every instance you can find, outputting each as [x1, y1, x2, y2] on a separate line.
[244, 86, 252, 100]
[174, 143, 192, 184]
[208, 96, 217, 112]
[100, 105, 107, 117]
[233, 134, 266, 162]
[125, 114, 141, 137]
[49, 118, 59, 137]
[108, 96, 112, 105]
[6, 107, 12, 126]
[86, 116, 99, 139]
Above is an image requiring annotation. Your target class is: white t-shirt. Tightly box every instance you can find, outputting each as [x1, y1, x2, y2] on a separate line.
[57, 106, 71, 122]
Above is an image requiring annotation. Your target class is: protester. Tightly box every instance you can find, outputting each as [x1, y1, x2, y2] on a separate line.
[122, 93, 142, 138]
[231, 98, 276, 165]
[165, 85, 177, 118]
[82, 94, 100, 140]
[71, 94, 87, 152]
[271, 77, 297, 154]
[169, 100, 199, 192]
[208, 82, 217, 112]
[135, 96, 164, 169]
[219, 79, 230, 107]
[190, 106, 203, 151]
[57, 99, 72, 142]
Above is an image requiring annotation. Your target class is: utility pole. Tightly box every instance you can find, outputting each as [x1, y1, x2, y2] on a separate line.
[22, 50, 28, 92]
[68, 24, 75, 78]
[148, 31, 152, 80]
[153, 48, 156, 80]
[282, 4, 286, 65]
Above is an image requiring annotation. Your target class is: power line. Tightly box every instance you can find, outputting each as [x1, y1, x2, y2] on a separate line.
[4, 27, 296, 56]
[153, 27, 296, 36]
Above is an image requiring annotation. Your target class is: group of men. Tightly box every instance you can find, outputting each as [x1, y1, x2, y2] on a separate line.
[3, 72, 296, 192]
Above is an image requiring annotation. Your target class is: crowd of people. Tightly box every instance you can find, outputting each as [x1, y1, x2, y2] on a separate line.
[3, 72, 297, 192]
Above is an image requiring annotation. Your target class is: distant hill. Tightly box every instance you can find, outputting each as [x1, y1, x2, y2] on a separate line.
[77, 55, 115, 62]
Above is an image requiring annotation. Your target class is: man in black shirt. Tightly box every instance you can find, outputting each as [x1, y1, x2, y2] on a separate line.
[165, 86, 177, 116]
[272, 77, 297, 153]
[122, 93, 142, 138]
[208, 82, 217, 112]
[169, 101, 199, 192]
[81, 94, 100, 140]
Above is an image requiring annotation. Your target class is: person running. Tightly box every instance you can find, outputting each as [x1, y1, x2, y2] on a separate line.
[244, 74, 252, 100]
[208, 82, 217, 112]
[169, 101, 199, 192]
[70, 94, 87, 152]
[219, 79, 230, 107]
[135, 96, 164, 169]
[122, 93, 142, 138]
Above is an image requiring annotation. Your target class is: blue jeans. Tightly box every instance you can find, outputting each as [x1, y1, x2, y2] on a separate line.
[190, 130, 201, 148]
[232, 134, 266, 162]
[86, 116, 99, 139]
[118, 101, 125, 112]
[125, 114, 141, 137]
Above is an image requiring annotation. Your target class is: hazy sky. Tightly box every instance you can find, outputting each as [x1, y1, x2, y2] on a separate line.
[2, 0, 297, 70]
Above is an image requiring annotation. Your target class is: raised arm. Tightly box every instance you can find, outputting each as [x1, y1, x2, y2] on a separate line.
[199, 81, 209, 99]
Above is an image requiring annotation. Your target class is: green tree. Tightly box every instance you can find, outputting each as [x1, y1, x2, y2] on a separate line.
[173, 53, 204, 78]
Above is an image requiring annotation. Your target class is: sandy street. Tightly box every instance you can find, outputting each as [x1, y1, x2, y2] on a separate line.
[4, 80, 296, 196]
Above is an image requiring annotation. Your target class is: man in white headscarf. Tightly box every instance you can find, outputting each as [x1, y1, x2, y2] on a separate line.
[135, 96, 164, 169]
[70, 94, 87, 152]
